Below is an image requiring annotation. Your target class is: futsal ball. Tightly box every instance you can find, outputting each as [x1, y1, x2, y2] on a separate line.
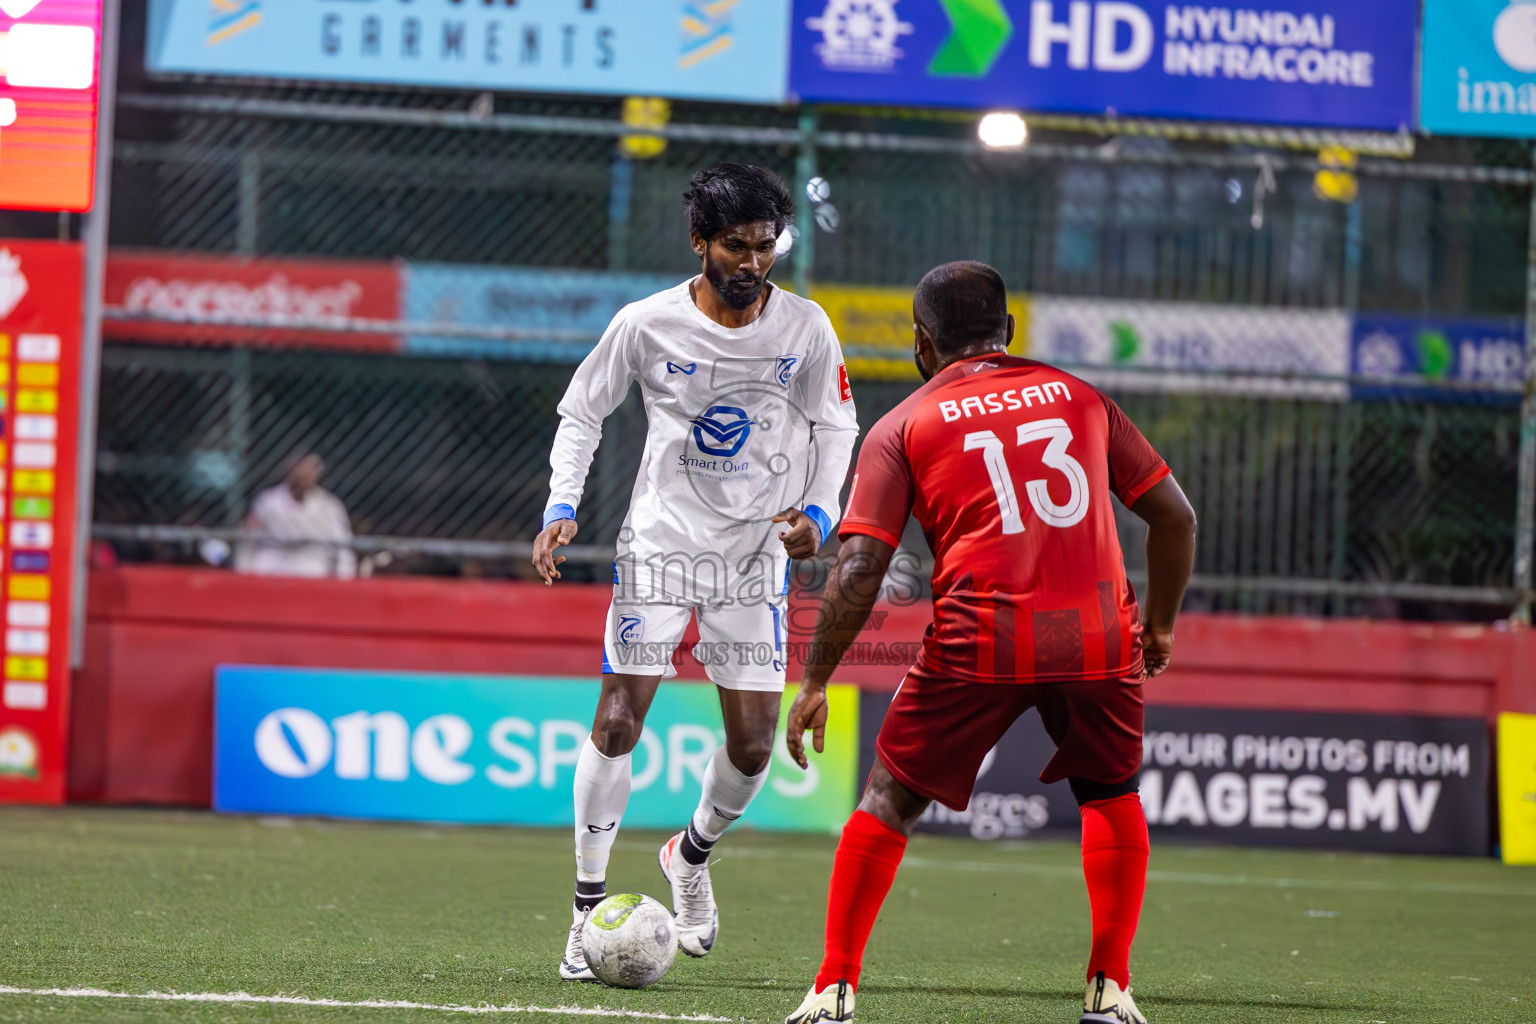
[581, 893, 677, 989]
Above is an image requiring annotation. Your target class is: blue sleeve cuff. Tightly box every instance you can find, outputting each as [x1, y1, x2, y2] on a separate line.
[803, 505, 834, 551]
[543, 503, 576, 529]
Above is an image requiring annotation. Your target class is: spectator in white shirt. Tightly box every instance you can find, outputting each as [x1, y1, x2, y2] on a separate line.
[234, 453, 357, 579]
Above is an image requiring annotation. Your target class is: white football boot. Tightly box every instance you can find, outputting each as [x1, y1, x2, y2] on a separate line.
[785, 980, 854, 1024]
[658, 832, 719, 957]
[558, 904, 597, 982]
[1081, 971, 1147, 1024]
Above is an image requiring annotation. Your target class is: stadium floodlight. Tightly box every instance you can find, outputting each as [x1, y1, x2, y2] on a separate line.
[978, 112, 1028, 150]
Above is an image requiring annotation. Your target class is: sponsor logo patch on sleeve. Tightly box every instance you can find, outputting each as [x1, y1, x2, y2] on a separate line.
[838, 363, 852, 403]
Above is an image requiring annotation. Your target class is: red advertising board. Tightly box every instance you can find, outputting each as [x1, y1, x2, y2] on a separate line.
[0, 0, 103, 212]
[0, 240, 81, 804]
[104, 251, 401, 352]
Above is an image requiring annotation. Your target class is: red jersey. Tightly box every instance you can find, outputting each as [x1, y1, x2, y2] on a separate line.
[840, 354, 1169, 685]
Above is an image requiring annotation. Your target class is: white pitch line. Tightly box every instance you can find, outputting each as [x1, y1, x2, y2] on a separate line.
[0, 987, 732, 1021]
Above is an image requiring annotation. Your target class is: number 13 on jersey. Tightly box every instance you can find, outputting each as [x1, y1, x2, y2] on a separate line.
[964, 417, 1090, 534]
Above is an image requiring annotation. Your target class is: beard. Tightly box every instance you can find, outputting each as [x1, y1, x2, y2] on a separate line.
[914, 347, 933, 382]
[704, 254, 767, 311]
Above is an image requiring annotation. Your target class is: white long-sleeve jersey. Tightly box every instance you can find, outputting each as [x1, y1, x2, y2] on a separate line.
[544, 280, 859, 604]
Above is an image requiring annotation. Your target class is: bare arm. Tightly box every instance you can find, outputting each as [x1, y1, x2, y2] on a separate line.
[1129, 474, 1197, 677]
[786, 534, 894, 767]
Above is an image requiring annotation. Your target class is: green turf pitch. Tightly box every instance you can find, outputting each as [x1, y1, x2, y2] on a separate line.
[0, 808, 1531, 1023]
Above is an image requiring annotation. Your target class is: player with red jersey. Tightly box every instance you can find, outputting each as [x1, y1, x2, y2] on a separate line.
[783, 262, 1197, 1024]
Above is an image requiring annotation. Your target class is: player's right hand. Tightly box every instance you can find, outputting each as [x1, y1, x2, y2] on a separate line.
[785, 683, 829, 770]
[1140, 627, 1174, 678]
[532, 518, 578, 585]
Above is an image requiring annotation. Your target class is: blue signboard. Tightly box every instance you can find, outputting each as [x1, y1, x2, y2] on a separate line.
[401, 265, 678, 360]
[1422, 0, 1536, 138]
[214, 666, 859, 830]
[790, 0, 1416, 131]
[146, 0, 791, 104]
[1351, 315, 1525, 405]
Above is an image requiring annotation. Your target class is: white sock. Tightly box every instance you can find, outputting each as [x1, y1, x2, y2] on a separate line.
[691, 745, 770, 843]
[574, 737, 631, 884]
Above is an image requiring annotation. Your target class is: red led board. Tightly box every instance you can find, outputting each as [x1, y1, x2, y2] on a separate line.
[0, 240, 81, 803]
[0, 0, 103, 212]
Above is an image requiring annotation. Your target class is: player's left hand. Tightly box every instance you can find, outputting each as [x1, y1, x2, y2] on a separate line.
[772, 508, 822, 560]
[785, 683, 829, 769]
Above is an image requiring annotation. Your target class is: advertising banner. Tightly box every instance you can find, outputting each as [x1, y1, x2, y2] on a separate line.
[858, 689, 1080, 840]
[0, 241, 83, 805]
[858, 695, 1488, 854]
[1141, 707, 1489, 855]
[215, 667, 858, 831]
[401, 264, 677, 360]
[1421, 0, 1536, 138]
[790, 0, 1415, 132]
[1497, 712, 1536, 866]
[1351, 314, 1525, 405]
[1029, 296, 1351, 398]
[0, 0, 102, 212]
[146, 0, 791, 104]
[814, 284, 1029, 381]
[104, 252, 402, 352]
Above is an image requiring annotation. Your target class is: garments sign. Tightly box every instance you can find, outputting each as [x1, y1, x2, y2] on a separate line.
[0, 241, 82, 805]
[215, 667, 858, 831]
[146, 0, 792, 104]
[0, 0, 103, 211]
[1140, 707, 1489, 856]
[401, 265, 676, 360]
[1421, 0, 1536, 138]
[790, 0, 1415, 132]
[1497, 712, 1536, 866]
[105, 251, 402, 352]
[1351, 314, 1524, 405]
[1029, 296, 1351, 398]
[814, 285, 1029, 381]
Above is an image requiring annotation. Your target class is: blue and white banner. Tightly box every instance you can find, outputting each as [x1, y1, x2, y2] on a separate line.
[146, 0, 792, 103]
[1029, 296, 1352, 399]
[401, 265, 677, 360]
[1352, 314, 1526, 404]
[1422, 0, 1536, 138]
[790, 0, 1415, 131]
[214, 666, 858, 829]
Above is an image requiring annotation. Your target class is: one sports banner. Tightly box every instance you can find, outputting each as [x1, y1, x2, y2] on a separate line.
[215, 667, 859, 831]
[0, 241, 83, 805]
[146, 0, 793, 104]
[791, 0, 1416, 132]
[1029, 295, 1351, 398]
[1421, 0, 1536, 138]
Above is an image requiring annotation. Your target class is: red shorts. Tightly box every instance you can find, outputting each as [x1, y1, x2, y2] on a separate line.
[875, 673, 1145, 811]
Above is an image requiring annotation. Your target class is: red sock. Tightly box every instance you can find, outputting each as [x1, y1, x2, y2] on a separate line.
[814, 809, 908, 992]
[1080, 793, 1150, 989]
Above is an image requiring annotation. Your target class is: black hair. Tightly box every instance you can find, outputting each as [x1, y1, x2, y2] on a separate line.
[683, 163, 794, 241]
[913, 261, 1010, 356]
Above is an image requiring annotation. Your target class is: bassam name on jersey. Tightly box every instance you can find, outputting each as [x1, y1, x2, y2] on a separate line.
[938, 381, 1074, 423]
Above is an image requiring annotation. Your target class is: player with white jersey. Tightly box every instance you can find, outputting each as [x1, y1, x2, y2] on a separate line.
[532, 164, 860, 979]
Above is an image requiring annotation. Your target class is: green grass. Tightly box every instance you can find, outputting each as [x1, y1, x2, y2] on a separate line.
[0, 808, 1532, 1023]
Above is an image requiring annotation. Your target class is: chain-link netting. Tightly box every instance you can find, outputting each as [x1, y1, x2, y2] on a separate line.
[89, 74, 1534, 617]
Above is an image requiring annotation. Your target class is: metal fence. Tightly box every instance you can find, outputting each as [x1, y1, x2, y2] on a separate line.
[81, 74, 1536, 621]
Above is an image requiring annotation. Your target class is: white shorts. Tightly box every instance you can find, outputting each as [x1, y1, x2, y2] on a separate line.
[602, 593, 789, 691]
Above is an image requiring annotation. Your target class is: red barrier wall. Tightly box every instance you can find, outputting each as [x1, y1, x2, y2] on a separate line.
[69, 565, 1536, 807]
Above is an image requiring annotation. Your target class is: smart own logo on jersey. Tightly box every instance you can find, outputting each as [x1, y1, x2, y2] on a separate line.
[691, 405, 752, 458]
[617, 614, 644, 646]
[776, 355, 800, 387]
